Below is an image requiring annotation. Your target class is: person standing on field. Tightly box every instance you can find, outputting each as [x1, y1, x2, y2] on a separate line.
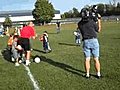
[78, 8, 101, 79]
[74, 27, 81, 46]
[19, 21, 36, 66]
[56, 21, 61, 34]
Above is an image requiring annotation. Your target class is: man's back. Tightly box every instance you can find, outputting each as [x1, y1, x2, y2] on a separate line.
[78, 19, 98, 40]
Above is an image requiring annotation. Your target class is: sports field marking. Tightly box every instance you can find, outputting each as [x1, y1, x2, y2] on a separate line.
[23, 64, 40, 90]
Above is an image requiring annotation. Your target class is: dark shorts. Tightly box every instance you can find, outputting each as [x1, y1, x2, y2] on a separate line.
[19, 38, 31, 51]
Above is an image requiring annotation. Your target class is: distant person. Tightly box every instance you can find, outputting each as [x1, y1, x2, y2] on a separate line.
[19, 21, 36, 66]
[5, 26, 10, 36]
[73, 27, 81, 46]
[116, 18, 119, 23]
[14, 27, 18, 35]
[40, 31, 51, 53]
[0, 25, 4, 37]
[7, 34, 14, 50]
[56, 21, 61, 33]
[78, 8, 101, 79]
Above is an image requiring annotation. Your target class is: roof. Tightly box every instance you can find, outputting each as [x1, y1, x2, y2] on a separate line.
[0, 10, 32, 17]
[0, 10, 60, 17]
[54, 10, 60, 14]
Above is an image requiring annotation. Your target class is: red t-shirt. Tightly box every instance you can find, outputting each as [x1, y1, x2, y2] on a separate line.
[20, 26, 35, 39]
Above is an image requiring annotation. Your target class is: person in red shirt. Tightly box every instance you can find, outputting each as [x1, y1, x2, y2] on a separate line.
[19, 21, 36, 66]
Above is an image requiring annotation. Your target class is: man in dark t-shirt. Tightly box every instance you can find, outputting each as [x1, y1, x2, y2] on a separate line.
[78, 8, 101, 79]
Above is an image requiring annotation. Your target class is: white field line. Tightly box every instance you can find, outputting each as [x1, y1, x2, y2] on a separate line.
[23, 64, 40, 90]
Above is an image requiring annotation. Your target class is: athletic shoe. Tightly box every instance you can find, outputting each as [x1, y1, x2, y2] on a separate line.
[96, 75, 103, 79]
[26, 60, 31, 66]
[83, 74, 90, 79]
[15, 63, 20, 66]
[11, 57, 15, 62]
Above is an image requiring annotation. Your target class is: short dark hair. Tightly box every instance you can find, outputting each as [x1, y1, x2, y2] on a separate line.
[80, 8, 90, 21]
[44, 31, 47, 33]
[13, 35, 19, 39]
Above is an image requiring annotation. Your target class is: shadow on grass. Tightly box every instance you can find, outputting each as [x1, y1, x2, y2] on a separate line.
[1, 48, 12, 63]
[33, 48, 46, 54]
[59, 42, 78, 46]
[112, 37, 120, 39]
[48, 32, 57, 34]
[32, 55, 85, 76]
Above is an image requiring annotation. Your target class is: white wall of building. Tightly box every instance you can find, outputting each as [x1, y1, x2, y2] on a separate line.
[0, 16, 34, 22]
[0, 14, 61, 23]
[53, 14, 61, 20]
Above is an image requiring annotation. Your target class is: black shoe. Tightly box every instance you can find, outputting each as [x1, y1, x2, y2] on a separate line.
[96, 75, 103, 79]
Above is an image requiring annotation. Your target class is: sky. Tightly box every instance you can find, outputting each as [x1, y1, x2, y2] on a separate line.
[0, 0, 119, 14]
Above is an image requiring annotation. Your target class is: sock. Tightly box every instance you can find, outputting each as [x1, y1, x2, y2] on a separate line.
[26, 60, 30, 63]
[86, 73, 89, 77]
[97, 72, 101, 76]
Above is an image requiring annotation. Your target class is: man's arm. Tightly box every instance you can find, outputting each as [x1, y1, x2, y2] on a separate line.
[98, 19, 101, 32]
[97, 14, 101, 33]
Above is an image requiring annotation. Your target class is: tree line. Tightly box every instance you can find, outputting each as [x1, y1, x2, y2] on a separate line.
[61, 2, 120, 18]
[3, 0, 120, 27]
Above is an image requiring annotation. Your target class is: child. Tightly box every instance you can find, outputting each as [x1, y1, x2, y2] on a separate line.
[0, 25, 4, 37]
[7, 34, 14, 49]
[74, 28, 81, 46]
[40, 31, 51, 53]
[11, 35, 22, 66]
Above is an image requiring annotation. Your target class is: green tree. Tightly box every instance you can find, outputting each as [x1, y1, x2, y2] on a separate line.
[115, 2, 120, 15]
[62, 8, 80, 18]
[32, 0, 55, 25]
[97, 4, 104, 16]
[3, 16, 12, 28]
[72, 8, 80, 18]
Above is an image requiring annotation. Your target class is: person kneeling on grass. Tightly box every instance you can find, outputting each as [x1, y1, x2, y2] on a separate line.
[11, 35, 23, 66]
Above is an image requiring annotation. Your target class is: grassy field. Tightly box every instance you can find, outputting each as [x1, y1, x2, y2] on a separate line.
[0, 21, 120, 90]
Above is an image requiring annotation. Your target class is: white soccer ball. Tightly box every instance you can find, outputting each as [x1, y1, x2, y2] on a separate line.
[34, 57, 41, 63]
[17, 45, 22, 50]
[74, 31, 77, 36]
[19, 60, 22, 64]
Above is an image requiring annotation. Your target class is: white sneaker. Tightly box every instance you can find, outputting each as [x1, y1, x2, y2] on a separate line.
[15, 63, 20, 66]
[26, 60, 31, 66]
[11, 57, 15, 62]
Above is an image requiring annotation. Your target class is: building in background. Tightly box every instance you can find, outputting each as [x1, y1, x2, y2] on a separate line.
[0, 10, 61, 23]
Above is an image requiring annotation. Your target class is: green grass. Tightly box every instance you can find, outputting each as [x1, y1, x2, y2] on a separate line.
[0, 21, 120, 90]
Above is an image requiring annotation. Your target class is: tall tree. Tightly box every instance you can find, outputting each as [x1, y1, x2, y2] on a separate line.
[97, 4, 104, 16]
[32, 0, 55, 25]
[72, 8, 80, 18]
[3, 16, 12, 28]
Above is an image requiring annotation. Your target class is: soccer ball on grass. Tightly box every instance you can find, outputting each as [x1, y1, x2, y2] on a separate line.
[34, 56, 41, 63]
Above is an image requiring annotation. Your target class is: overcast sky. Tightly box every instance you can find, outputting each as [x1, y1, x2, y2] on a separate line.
[0, 0, 119, 13]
